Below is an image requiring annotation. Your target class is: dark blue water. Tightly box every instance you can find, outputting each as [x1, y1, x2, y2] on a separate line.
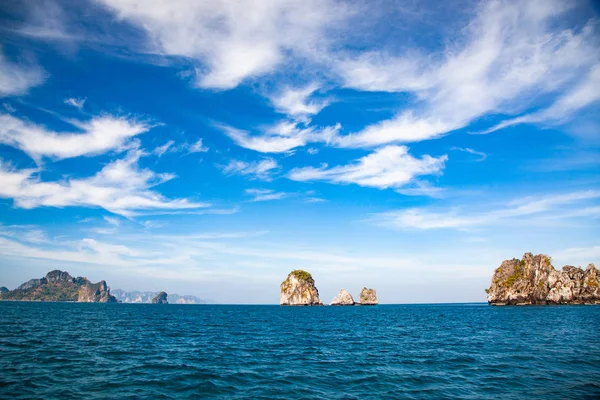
[1, 303, 599, 399]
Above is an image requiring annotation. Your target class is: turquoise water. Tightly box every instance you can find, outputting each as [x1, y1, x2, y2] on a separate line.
[1, 303, 599, 399]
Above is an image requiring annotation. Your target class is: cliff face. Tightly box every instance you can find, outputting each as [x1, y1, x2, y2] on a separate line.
[487, 253, 600, 305]
[0, 270, 117, 303]
[359, 288, 378, 305]
[152, 292, 169, 304]
[330, 288, 355, 305]
[280, 270, 323, 305]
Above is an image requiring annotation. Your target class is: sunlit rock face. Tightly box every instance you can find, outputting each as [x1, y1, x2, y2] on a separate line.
[358, 288, 378, 305]
[280, 270, 323, 306]
[0, 270, 117, 303]
[487, 253, 600, 305]
[330, 288, 355, 306]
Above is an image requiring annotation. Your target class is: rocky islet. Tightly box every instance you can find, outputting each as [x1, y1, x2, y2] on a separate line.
[487, 253, 600, 305]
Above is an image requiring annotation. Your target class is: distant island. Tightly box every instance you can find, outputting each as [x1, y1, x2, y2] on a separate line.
[152, 291, 169, 304]
[0, 270, 117, 303]
[0, 270, 205, 304]
[487, 253, 600, 305]
[111, 289, 206, 304]
[280, 269, 378, 306]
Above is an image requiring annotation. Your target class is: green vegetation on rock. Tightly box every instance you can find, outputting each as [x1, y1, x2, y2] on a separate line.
[290, 270, 313, 282]
[0, 270, 116, 303]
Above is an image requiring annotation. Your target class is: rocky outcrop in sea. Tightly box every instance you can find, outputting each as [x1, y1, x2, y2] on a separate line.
[152, 292, 169, 304]
[0, 270, 117, 303]
[359, 288, 378, 305]
[330, 288, 355, 305]
[487, 253, 600, 305]
[280, 270, 323, 305]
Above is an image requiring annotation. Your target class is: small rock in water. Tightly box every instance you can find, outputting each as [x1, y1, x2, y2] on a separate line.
[330, 288, 355, 306]
[359, 288, 379, 305]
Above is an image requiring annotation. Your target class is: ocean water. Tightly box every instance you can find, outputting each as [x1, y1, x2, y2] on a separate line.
[1, 303, 599, 399]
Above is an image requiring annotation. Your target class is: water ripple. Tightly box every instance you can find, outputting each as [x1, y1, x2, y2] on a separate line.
[1, 303, 599, 399]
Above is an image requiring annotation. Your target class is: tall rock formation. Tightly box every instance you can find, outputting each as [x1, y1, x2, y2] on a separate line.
[330, 288, 355, 305]
[280, 270, 323, 305]
[359, 288, 378, 305]
[487, 253, 600, 305]
[0, 270, 117, 303]
[152, 292, 169, 304]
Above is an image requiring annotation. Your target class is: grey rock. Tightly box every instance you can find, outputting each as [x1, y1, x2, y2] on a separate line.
[152, 292, 169, 304]
[486, 253, 600, 305]
[330, 288, 355, 305]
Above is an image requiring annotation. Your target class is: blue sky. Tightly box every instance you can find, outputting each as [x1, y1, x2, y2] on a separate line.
[0, 0, 599, 304]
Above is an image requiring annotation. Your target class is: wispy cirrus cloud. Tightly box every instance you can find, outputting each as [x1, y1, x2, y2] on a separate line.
[0, 48, 45, 97]
[478, 64, 600, 134]
[64, 97, 86, 109]
[0, 113, 149, 162]
[270, 83, 329, 119]
[219, 121, 340, 153]
[152, 138, 209, 157]
[244, 188, 287, 202]
[333, 1, 600, 147]
[220, 158, 279, 180]
[98, 0, 349, 89]
[289, 145, 447, 192]
[0, 149, 209, 217]
[451, 147, 487, 162]
[371, 190, 600, 230]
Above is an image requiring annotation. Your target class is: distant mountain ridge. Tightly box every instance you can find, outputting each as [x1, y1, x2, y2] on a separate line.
[111, 289, 207, 304]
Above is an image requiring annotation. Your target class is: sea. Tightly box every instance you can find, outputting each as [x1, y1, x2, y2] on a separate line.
[1, 302, 599, 399]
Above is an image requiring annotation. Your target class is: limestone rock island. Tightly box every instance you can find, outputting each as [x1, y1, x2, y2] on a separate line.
[280, 270, 323, 305]
[487, 253, 600, 305]
[152, 291, 169, 304]
[0, 270, 117, 303]
[330, 288, 355, 305]
[359, 287, 379, 305]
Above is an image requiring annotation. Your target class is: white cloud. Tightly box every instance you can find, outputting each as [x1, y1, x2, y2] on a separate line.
[270, 83, 329, 118]
[478, 64, 600, 134]
[64, 97, 86, 109]
[451, 147, 487, 162]
[245, 188, 287, 202]
[0, 114, 149, 162]
[0, 149, 209, 217]
[103, 216, 121, 226]
[372, 190, 600, 230]
[187, 138, 209, 153]
[152, 138, 208, 157]
[152, 140, 174, 157]
[220, 158, 279, 180]
[289, 145, 447, 190]
[333, 112, 454, 147]
[99, 0, 348, 89]
[334, 1, 600, 147]
[0, 48, 45, 97]
[220, 121, 340, 153]
[0, 224, 50, 244]
[307, 148, 319, 155]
